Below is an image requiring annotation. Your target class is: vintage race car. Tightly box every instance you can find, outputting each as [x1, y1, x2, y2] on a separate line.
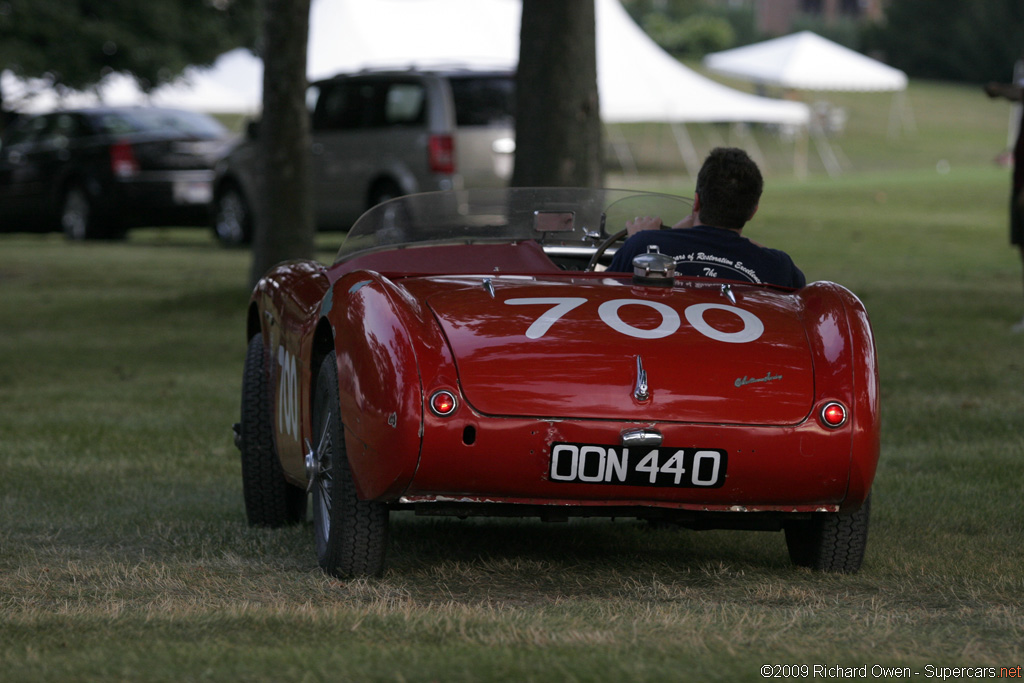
[237, 188, 879, 577]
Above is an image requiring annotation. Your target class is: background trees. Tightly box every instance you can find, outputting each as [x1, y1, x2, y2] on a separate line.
[865, 0, 1024, 83]
[0, 0, 257, 117]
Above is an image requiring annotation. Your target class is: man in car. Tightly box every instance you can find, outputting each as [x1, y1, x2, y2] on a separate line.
[607, 147, 805, 289]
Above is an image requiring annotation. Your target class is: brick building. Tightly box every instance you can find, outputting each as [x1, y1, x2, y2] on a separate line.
[720, 0, 887, 36]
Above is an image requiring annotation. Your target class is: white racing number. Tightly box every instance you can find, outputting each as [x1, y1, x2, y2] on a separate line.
[277, 346, 299, 441]
[504, 296, 764, 344]
[504, 297, 586, 339]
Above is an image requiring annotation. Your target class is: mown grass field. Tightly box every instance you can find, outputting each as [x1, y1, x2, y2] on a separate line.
[2, 79, 1023, 681]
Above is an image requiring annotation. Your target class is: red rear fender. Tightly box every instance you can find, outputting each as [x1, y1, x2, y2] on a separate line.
[327, 271, 454, 499]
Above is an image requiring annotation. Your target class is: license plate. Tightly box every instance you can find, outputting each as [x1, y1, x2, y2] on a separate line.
[173, 180, 213, 205]
[549, 442, 727, 488]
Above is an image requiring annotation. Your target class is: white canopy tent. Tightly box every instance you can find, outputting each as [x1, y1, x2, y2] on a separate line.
[305, 0, 812, 174]
[8, 0, 808, 119]
[703, 30, 907, 92]
[4, 0, 811, 173]
[704, 31, 912, 175]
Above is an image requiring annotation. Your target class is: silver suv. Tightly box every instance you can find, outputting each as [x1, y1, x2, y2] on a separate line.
[212, 68, 515, 245]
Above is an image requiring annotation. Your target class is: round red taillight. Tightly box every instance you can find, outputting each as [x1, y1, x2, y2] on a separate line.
[429, 390, 458, 416]
[820, 401, 848, 428]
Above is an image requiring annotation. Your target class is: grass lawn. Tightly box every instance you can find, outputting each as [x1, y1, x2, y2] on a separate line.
[2, 79, 1023, 681]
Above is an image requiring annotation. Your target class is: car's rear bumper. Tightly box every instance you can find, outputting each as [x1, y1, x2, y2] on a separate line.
[102, 170, 215, 228]
[356, 412, 877, 516]
[392, 497, 842, 530]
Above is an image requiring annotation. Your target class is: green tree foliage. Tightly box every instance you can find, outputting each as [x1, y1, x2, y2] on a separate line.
[866, 0, 1024, 82]
[644, 13, 734, 57]
[0, 0, 257, 102]
[621, 0, 753, 59]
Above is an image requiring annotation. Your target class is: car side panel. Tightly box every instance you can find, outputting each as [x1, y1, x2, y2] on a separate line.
[835, 285, 880, 510]
[254, 261, 330, 485]
[327, 271, 431, 500]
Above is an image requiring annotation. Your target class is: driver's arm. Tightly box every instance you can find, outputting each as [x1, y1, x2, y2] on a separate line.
[625, 215, 664, 236]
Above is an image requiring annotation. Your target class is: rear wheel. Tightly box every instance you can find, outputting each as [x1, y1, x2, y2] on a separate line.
[214, 184, 252, 246]
[61, 184, 95, 240]
[368, 179, 402, 208]
[310, 352, 389, 577]
[61, 183, 121, 240]
[240, 334, 306, 527]
[784, 495, 871, 573]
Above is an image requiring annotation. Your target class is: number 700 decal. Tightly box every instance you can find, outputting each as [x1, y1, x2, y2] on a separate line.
[503, 297, 764, 344]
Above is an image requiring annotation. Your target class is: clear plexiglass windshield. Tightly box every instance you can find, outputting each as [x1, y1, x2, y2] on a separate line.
[335, 187, 693, 264]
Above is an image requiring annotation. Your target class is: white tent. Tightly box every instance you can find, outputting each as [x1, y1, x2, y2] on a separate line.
[300, 0, 809, 128]
[703, 30, 907, 92]
[594, 0, 807, 125]
[704, 31, 911, 176]
[5, 0, 809, 130]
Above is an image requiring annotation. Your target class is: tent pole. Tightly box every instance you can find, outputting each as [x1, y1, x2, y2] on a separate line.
[812, 127, 842, 178]
[795, 126, 808, 181]
[888, 90, 916, 139]
[605, 123, 639, 178]
[732, 123, 768, 173]
[670, 122, 701, 178]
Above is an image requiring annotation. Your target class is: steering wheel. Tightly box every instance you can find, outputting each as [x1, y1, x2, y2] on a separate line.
[585, 228, 627, 272]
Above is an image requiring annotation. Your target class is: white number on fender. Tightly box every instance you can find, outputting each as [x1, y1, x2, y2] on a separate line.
[505, 297, 764, 344]
[277, 346, 299, 440]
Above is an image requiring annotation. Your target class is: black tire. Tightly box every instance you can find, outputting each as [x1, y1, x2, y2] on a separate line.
[60, 183, 122, 240]
[60, 184, 95, 241]
[240, 334, 306, 527]
[310, 352, 388, 577]
[784, 495, 871, 573]
[368, 179, 402, 208]
[213, 184, 252, 246]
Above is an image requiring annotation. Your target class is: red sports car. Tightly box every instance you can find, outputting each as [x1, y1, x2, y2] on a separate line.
[236, 188, 879, 577]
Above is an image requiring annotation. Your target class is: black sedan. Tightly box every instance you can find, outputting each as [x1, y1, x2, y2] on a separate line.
[0, 106, 233, 239]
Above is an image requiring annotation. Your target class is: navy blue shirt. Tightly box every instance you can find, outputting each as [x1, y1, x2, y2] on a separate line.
[607, 224, 806, 289]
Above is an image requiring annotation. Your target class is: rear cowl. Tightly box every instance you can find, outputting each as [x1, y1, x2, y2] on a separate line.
[424, 276, 815, 426]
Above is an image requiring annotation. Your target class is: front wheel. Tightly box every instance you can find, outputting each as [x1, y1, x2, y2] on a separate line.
[784, 495, 871, 573]
[239, 334, 307, 527]
[310, 352, 389, 577]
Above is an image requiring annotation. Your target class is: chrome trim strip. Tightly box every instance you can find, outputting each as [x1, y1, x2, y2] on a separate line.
[721, 283, 737, 304]
[620, 427, 663, 448]
[634, 356, 649, 402]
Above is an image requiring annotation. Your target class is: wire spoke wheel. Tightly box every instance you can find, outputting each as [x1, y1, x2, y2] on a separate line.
[310, 409, 335, 560]
[313, 352, 389, 577]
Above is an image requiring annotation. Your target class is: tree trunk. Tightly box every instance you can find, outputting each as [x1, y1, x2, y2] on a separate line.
[512, 0, 603, 188]
[249, 0, 315, 288]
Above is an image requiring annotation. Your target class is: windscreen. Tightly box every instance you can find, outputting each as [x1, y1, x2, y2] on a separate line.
[449, 75, 515, 126]
[95, 109, 228, 139]
[335, 187, 693, 264]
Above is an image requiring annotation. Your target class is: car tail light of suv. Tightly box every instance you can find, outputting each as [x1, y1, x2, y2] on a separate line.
[110, 141, 140, 178]
[428, 134, 455, 174]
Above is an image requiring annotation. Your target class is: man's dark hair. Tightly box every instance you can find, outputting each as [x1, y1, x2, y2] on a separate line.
[694, 147, 763, 230]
